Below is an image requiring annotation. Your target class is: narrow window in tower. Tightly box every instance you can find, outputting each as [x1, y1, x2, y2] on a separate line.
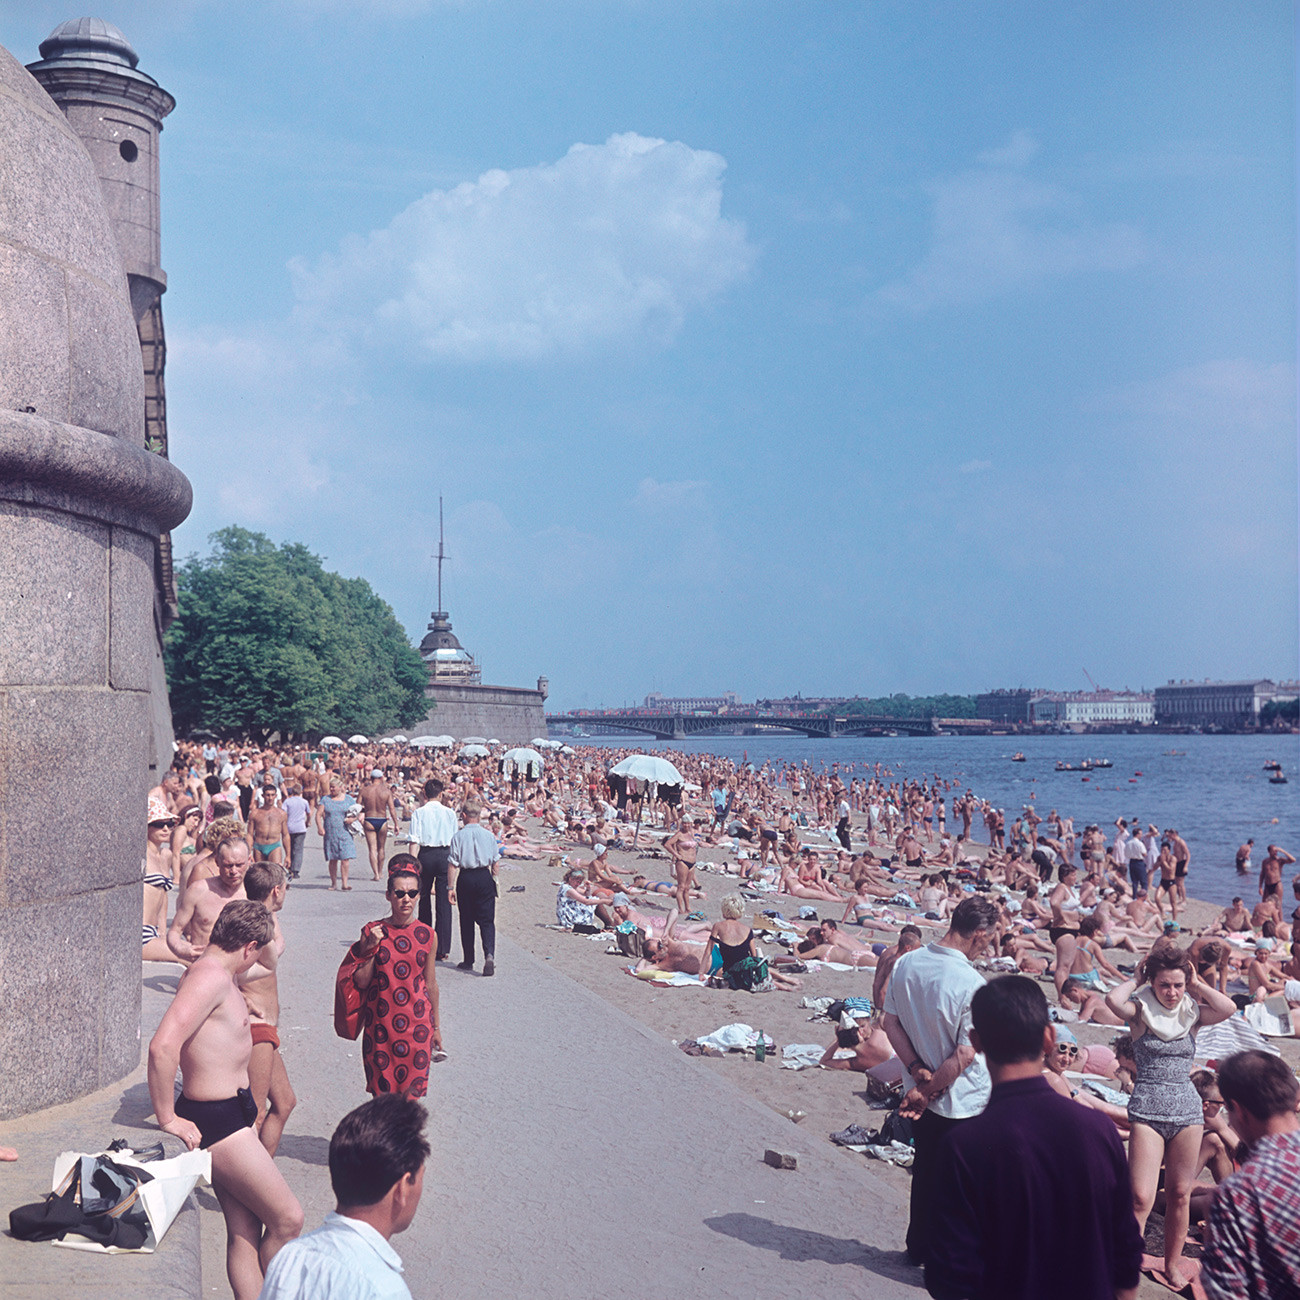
[119, 139, 138, 162]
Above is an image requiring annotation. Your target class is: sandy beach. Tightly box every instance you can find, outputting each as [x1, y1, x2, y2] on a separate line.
[481, 788, 1300, 1280]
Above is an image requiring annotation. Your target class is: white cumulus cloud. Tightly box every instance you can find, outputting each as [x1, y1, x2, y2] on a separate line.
[290, 132, 755, 362]
[875, 133, 1145, 313]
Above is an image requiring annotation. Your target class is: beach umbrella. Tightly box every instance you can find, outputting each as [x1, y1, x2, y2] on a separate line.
[379, 737, 395, 744]
[501, 747, 544, 776]
[530, 737, 551, 748]
[458, 743, 490, 759]
[461, 735, 487, 745]
[393, 734, 409, 744]
[610, 754, 684, 785]
[560, 745, 576, 755]
[433, 735, 455, 747]
[348, 734, 368, 744]
[408, 736, 438, 747]
[610, 754, 684, 845]
[487, 739, 502, 746]
[320, 735, 344, 746]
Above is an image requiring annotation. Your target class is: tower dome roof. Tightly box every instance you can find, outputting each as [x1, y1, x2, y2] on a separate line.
[38, 17, 138, 69]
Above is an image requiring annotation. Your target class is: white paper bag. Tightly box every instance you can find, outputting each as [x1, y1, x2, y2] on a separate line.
[50, 1146, 211, 1254]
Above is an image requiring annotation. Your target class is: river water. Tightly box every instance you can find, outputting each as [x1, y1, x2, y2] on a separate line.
[620, 732, 1300, 906]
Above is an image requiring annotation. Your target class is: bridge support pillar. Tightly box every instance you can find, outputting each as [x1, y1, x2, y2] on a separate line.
[671, 715, 687, 741]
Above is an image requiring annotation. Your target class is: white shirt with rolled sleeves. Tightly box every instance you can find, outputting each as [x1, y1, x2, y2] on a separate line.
[408, 799, 457, 849]
[256, 1212, 411, 1300]
[883, 941, 990, 1119]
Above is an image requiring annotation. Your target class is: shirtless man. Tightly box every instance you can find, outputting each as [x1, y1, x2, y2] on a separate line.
[871, 925, 922, 1008]
[664, 818, 701, 917]
[635, 932, 706, 975]
[818, 1017, 898, 1073]
[1236, 838, 1254, 876]
[240, 863, 296, 1157]
[184, 812, 242, 891]
[1216, 897, 1253, 934]
[1259, 844, 1295, 902]
[147, 901, 303, 1300]
[1167, 828, 1191, 905]
[247, 784, 289, 865]
[359, 770, 399, 882]
[168, 838, 252, 961]
[299, 761, 320, 816]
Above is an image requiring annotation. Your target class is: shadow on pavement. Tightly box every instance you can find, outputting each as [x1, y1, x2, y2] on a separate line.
[111, 1081, 156, 1128]
[705, 1212, 917, 1282]
[142, 973, 182, 996]
[275, 1133, 331, 1167]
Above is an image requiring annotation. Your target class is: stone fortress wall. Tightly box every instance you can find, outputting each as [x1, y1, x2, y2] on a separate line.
[414, 682, 548, 746]
[0, 29, 191, 1118]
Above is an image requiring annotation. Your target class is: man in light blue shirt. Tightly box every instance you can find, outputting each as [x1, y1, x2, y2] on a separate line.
[257, 1095, 429, 1300]
[448, 798, 501, 976]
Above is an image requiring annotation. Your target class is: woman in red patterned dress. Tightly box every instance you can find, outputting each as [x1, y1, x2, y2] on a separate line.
[352, 859, 443, 1097]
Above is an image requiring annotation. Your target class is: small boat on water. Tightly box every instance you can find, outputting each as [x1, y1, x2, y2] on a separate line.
[1055, 761, 1076, 772]
[1010, 752, 1026, 762]
[1270, 773, 1289, 785]
[1089, 758, 1113, 769]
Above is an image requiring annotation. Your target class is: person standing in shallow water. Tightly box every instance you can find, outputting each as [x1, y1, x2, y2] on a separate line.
[353, 858, 442, 1097]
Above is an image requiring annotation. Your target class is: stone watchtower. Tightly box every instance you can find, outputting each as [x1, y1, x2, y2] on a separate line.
[28, 17, 181, 775]
[0, 25, 190, 1117]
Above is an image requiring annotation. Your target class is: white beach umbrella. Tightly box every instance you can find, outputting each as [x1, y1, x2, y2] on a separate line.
[320, 735, 344, 746]
[348, 734, 368, 744]
[459, 743, 490, 759]
[610, 754, 684, 785]
[560, 745, 576, 755]
[433, 735, 455, 747]
[408, 736, 438, 747]
[487, 739, 502, 746]
[530, 737, 551, 748]
[393, 734, 409, 743]
[379, 737, 395, 744]
[501, 747, 544, 771]
[461, 735, 487, 745]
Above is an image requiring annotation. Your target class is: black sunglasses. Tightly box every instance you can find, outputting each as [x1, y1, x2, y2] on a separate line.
[389, 888, 419, 899]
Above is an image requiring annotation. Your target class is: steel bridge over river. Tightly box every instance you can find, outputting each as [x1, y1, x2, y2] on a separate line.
[546, 711, 992, 741]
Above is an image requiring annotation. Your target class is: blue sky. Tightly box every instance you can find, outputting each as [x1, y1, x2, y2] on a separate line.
[9, 2, 1296, 710]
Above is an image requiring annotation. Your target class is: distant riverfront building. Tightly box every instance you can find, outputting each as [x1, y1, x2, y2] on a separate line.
[1154, 679, 1300, 729]
[644, 691, 742, 711]
[975, 689, 1041, 725]
[1031, 691, 1154, 726]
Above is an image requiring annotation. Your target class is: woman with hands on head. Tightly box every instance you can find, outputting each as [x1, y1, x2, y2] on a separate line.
[1104, 942, 1236, 1291]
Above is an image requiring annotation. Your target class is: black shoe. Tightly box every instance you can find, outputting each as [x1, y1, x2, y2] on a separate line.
[483, 958, 495, 976]
[457, 960, 474, 971]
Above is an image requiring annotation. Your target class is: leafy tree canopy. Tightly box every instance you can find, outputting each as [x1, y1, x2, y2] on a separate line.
[165, 527, 429, 740]
[832, 694, 977, 719]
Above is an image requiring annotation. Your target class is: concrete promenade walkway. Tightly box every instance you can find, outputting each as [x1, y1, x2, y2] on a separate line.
[4, 837, 923, 1298]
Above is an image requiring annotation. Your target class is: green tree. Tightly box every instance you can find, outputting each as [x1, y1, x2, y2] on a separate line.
[832, 693, 977, 719]
[165, 527, 429, 739]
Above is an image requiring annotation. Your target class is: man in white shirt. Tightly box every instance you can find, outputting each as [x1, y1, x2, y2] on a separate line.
[883, 895, 998, 1269]
[408, 778, 458, 959]
[257, 1094, 429, 1300]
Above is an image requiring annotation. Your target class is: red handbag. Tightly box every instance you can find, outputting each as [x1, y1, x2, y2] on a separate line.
[334, 941, 369, 1040]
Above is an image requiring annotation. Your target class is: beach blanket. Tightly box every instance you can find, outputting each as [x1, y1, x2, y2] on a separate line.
[628, 967, 704, 986]
[1193, 1013, 1280, 1060]
[779, 1044, 826, 1070]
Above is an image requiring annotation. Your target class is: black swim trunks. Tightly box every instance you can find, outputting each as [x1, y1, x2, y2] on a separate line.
[1048, 925, 1080, 945]
[174, 1087, 258, 1148]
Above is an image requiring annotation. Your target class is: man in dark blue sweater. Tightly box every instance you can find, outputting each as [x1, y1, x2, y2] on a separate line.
[925, 976, 1143, 1300]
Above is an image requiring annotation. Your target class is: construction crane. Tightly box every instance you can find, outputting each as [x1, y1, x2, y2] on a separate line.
[1082, 668, 1100, 692]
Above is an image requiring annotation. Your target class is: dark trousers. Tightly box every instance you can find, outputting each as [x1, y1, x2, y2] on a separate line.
[1129, 859, 1149, 895]
[457, 868, 497, 965]
[908, 1108, 966, 1265]
[288, 832, 306, 878]
[837, 817, 851, 850]
[418, 846, 451, 957]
